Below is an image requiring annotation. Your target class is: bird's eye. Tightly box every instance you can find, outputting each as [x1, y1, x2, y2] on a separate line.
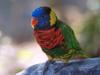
[42, 15, 45, 18]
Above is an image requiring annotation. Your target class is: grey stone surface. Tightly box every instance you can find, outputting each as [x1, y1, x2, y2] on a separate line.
[16, 57, 100, 75]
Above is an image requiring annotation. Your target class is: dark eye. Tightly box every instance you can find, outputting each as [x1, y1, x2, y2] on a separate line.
[42, 15, 45, 18]
[45, 21, 48, 24]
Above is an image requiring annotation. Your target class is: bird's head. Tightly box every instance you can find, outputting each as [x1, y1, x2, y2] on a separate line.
[31, 7, 57, 30]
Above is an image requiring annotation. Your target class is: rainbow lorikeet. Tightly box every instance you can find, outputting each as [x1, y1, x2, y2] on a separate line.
[31, 7, 88, 62]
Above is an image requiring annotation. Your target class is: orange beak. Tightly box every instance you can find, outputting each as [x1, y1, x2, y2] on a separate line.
[31, 18, 38, 29]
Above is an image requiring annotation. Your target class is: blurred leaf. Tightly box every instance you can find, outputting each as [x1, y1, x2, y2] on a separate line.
[81, 13, 100, 55]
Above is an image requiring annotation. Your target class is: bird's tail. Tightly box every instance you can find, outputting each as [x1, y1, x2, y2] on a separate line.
[77, 50, 90, 58]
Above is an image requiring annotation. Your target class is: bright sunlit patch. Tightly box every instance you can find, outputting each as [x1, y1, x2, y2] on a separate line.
[17, 49, 34, 64]
[16, 43, 48, 68]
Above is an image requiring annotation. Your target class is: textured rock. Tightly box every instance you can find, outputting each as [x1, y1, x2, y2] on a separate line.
[16, 57, 100, 75]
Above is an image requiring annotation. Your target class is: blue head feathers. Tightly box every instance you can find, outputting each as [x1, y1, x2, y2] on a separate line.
[32, 7, 51, 17]
[31, 7, 57, 30]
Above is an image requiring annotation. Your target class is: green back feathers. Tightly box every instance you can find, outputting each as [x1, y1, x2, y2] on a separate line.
[57, 20, 81, 50]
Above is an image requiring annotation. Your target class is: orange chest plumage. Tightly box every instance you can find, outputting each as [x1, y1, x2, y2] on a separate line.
[34, 28, 64, 49]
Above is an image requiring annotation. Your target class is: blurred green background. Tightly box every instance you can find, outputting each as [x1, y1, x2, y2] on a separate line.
[0, 0, 100, 75]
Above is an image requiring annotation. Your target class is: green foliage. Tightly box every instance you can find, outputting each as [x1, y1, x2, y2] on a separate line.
[81, 13, 100, 51]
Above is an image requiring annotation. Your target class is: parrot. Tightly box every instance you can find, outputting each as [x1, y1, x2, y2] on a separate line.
[31, 7, 88, 63]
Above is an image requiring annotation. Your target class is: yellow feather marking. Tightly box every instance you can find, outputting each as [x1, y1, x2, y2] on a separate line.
[50, 10, 56, 26]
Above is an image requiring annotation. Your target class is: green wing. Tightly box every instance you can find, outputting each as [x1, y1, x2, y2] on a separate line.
[57, 20, 81, 51]
[57, 20, 89, 58]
